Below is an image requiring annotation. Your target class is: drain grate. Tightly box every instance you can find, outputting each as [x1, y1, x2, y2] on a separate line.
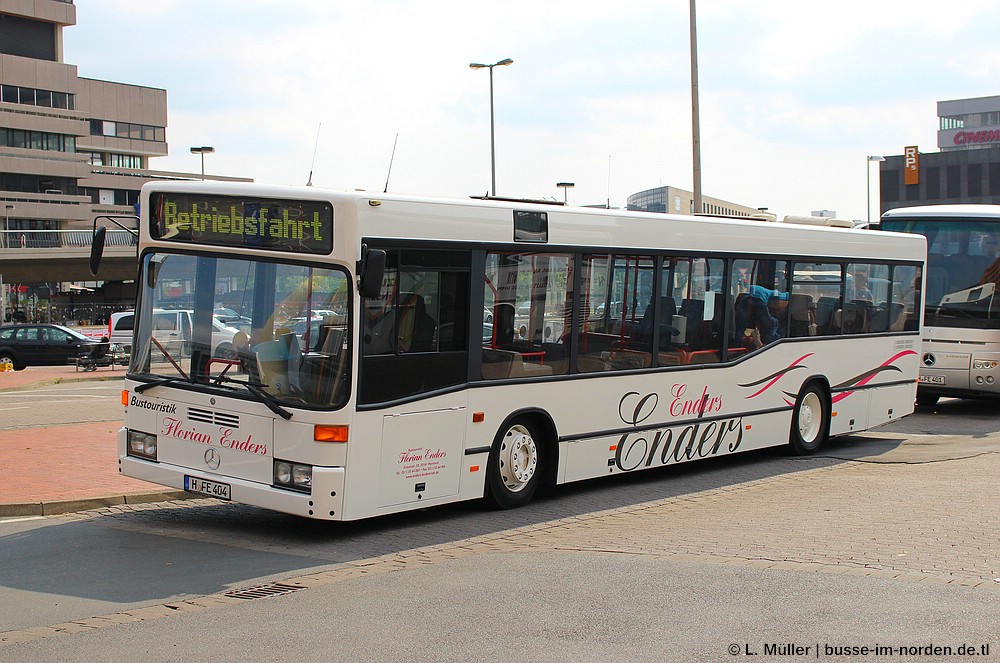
[224, 582, 305, 600]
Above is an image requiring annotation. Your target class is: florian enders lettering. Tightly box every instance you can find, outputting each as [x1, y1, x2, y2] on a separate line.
[160, 416, 266, 456]
[613, 384, 744, 472]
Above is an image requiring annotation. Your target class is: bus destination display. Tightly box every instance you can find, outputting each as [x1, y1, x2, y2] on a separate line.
[150, 193, 333, 254]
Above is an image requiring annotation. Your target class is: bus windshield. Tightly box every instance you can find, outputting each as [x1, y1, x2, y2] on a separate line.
[881, 218, 1000, 330]
[134, 252, 351, 409]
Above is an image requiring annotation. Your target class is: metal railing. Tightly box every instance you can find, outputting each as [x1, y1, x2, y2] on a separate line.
[0, 228, 136, 250]
[4, 303, 132, 327]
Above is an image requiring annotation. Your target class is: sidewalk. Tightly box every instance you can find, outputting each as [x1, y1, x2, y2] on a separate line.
[0, 364, 190, 517]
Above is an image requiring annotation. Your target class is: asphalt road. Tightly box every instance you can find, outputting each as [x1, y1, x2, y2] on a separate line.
[0, 381, 124, 430]
[1, 396, 998, 661]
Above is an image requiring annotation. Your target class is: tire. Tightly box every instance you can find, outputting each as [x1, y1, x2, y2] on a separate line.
[915, 392, 940, 407]
[789, 382, 828, 455]
[0, 352, 21, 371]
[486, 418, 544, 509]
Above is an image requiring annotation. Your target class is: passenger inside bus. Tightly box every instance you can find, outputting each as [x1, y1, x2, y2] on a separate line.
[977, 236, 1000, 286]
[734, 285, 786, 348]
[849, 271, 874, 302]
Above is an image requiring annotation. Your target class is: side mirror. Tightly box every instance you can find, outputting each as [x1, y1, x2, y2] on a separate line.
[358, 247, 386, 300]
[89, 225, 107, 276]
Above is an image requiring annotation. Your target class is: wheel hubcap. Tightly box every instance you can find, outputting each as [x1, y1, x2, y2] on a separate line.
[499, 425, 538, 492]
[798, 392, 822, 443]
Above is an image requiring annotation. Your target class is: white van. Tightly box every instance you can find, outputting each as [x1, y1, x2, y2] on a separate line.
[109, 309, 241, 359]
[108, 311, 135, 352]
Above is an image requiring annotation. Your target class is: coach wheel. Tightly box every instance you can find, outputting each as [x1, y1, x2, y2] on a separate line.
[915, 392, 939, 407]
[789, 383, 828, 455]
[0, 352, 21, 371]
[486, 418, 543, 509]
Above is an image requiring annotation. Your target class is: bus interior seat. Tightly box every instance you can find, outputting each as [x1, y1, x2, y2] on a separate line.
[540, 342, 568, 374]
[706, 291, 727, 347]
[492, 303, 516, 347]
[633, 300, 656, 348]
[481, 348, 513, 379]
[733, 293, 751, 339]
[652, 297, 679, 350]
[868, 304, 889, 333]
[814, 297, 840, 335]
[396, 292, 437, 353]
[678, 298, 705, 348]
[253, 338, 288, 392]
[788, 293, 815, 336]
[481, 347, 552, 378]
[840, 301, 871, 334]
[889, 302, 907, 331]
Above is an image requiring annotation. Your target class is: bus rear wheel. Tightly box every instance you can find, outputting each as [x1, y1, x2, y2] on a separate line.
[486, 419, 543, 509]
[915, 392, 939, 407]
[789, 383, 828, 455]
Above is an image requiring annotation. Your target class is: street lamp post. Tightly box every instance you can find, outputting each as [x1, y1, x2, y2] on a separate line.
[190, 146, 215, 180]
[469, 58, 513, 197]
[867, 155, 885, 225]
[556, 182, 575, 205]
[689, 0, 703, 216]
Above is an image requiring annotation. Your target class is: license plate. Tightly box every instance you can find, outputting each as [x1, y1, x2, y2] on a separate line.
[919, 375, 946, 384]
[184, 475, 231, 500]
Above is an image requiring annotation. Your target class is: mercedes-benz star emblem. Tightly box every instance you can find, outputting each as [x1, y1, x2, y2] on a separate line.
[922, 353, 936, 367]
[204, 447, 221, 470]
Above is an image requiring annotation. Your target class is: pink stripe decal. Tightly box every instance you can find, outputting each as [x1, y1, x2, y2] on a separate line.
[831, 350, 918, 404]
[745, 354, 814, 399]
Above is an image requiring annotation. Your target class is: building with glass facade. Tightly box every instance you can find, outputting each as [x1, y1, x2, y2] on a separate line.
[1, 0, 249, 319]
[878, 95, 1000, 214]
[626, 185, 767, 219]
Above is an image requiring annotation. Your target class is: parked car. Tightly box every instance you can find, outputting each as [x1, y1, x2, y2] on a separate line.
[0, 323, 98, 370]
[108, 310, 135, 352]
[213, 307, 252, 333]
[109, 310, 242, 360]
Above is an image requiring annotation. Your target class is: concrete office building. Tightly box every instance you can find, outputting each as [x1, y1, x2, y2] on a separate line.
[878, 94, 1000, 215]
[626, 185, 768, 219]
[0, 0, 248, 322]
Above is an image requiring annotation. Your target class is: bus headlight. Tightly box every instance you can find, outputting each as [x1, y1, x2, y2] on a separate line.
[127, 430, 157, 460]
[273, 460, 312, 493]
[973, 359, 998, 370]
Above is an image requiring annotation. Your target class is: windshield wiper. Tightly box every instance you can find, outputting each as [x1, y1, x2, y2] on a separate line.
[212, 375, 293, 420]
[134, 375, 197, 393]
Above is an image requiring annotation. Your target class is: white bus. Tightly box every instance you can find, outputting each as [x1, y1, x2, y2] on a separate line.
[880, 204, 1000, 405]
[92, 181, 925, 520]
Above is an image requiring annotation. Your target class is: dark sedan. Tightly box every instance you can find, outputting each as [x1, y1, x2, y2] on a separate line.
[0, 324, 98, 370]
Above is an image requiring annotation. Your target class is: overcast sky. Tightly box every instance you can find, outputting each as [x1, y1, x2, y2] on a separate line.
[64, 0, 1000, 221]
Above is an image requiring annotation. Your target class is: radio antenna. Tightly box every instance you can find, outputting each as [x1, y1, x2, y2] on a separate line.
[383, 133, 399, 193]
[306, 122, 321, 186]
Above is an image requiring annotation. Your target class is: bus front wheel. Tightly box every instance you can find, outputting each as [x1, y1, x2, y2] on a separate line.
[789, 383, 828, 455]
[486, 418, 543, 509]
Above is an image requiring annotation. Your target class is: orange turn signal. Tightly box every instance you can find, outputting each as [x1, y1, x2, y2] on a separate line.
[472, 412, 485, 423]
[121, 390, 129, 406]
[315, 425, 349, 443]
